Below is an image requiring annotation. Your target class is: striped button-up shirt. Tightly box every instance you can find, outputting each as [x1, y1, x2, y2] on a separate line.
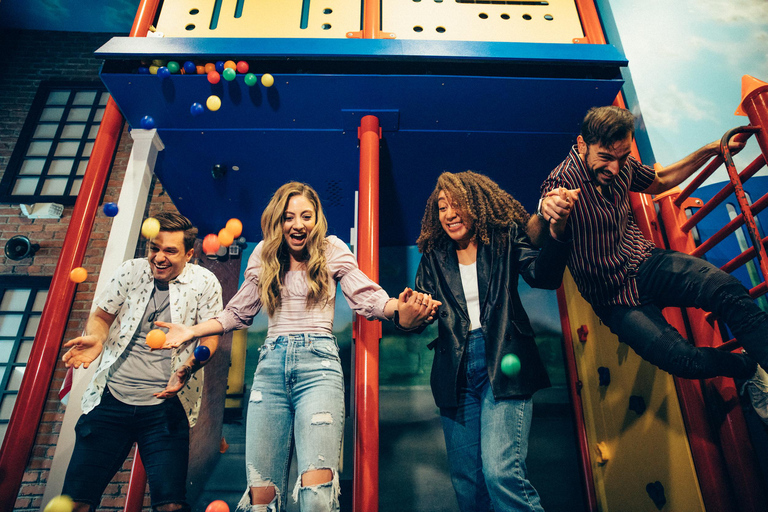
[541, 146, 656, 307]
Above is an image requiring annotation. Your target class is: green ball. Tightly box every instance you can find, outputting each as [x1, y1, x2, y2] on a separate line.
[501, 353, 521, 377]
[223, 68, 237, 81]
[166, 61, 180, 73]
[244, 72, 258, 86]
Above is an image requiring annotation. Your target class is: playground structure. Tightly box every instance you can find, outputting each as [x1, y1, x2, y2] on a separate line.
[1, 1, 768, 511]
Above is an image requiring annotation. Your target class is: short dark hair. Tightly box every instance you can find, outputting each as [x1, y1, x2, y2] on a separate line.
[581, 106, 635, 147]
[154, 211, 197, 252]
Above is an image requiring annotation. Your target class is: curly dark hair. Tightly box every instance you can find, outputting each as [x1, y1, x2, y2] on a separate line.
[416, 171, 530, 254]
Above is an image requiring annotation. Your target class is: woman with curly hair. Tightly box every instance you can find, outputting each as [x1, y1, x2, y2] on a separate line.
[159, 181, 437, 512]
[403, 171, 577, 511]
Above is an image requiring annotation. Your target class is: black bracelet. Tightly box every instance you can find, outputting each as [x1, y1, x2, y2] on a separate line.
[180, 364, 193, 380]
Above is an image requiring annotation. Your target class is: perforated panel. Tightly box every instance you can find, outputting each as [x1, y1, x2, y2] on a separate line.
[155, 0, 360, 38]
[383, 0, 584, 43]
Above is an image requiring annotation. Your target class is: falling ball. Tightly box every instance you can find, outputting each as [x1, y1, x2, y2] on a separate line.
[167, 61, 180, 73]
[244, 73, 257, 87]
[261, 73, 274, 87]
[183, 61, 197, 74]
[146, 329, 166, 349]
[500, 353, 521, 377]
[140, 116, 155, 130]
[206, 95, 221, 112]
[202, 234, 221, 255]
[69, 267, 88, 283]
[194, 345, 211, 362]
[236, 60, 249, 74]
[222, 68, 236, 82]
[218, 228, 234, 247]
[157, 66, 171, 79]
[43, 495, 74, 512]
[205, 500, 230, 512]
[226, 218, 243, 238]
[103, 202, 119, 217]
[141, 217, 161, 239]
[207, 71, 221, 85]
[190, 102, 204, 116]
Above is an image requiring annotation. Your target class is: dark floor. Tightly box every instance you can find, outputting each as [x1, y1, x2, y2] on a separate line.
[192, 387, 585, 512]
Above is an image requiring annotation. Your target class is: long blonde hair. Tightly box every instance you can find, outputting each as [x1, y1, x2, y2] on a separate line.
[259, 182, 331, 316]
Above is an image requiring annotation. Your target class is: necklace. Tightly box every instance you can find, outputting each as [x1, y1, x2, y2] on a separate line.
[147, 285, 170, 323]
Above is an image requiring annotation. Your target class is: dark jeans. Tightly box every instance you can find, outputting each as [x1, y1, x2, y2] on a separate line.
[595, 249, 768, 380]
[62, 387, 190, 510]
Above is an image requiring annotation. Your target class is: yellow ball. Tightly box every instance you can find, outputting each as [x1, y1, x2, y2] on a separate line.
[261, 73, 274, 87]
[44, 495, 74, 512]
[206, 95, 222, 111]
[69, 267, 88, 283]
[141, 217, 160, 239]
[149, 65, 159, 75]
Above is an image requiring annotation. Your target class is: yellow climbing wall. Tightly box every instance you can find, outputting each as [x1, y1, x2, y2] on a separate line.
[561, 270, 706, 511]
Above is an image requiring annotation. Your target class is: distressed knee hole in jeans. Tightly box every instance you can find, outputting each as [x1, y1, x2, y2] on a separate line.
[291, 466, 340, 506]
[237, 465, 280, 512]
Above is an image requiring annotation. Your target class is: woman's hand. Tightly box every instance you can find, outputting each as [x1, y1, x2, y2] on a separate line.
[153, 321, 195, 349]
[397, 287, 442, 329]
[541, 187, 580, 240]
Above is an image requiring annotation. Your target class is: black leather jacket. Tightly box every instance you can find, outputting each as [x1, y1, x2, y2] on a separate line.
[413, 224, 570, 408]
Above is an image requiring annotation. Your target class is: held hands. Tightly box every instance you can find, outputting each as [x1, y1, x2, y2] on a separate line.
[62, 335, 104, 369]
[153, 321, 195, 350]
[154, 364, 191, 399]
[541, 187, 580, 240]
[397, 287, 442, 329]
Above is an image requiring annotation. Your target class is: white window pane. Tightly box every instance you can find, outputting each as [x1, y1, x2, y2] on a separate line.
[40, 107, 64, 122]
[19, 159, 45, 176]
[88, 125, 100, 139]
[0, 423, 7, 446]
[0, 394, 17, 420]
[77, 160, 88, 176]
[31, 291, 48, 312]
[54, 141, 79, 157]
[15, 340, 33, 363]
[0, 341, 13, 363]
[94, 108, 105, 122]
[46, 91, 70, 105]
[11, 178, 39, 195]
[26, 141, 51, 157]
[23, 316, 40, 337]
[41, 178, 67, 195]
[99, 93, 109, 105]
[73, 91, 97, 105]
[49, 159, 75, 175]
[70, 179, 82, 196]
[33, 124, 58, 139]
[67, 108, 90, 122]
[0, 290, 30, 312]
[7, 367, 24, 391]
[0, 315, 22, 337]
[82, 142, 93, 157]
[61, 124, 85, 139]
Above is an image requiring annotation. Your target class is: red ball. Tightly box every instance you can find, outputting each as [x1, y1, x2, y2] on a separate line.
[207, 71, 221, 85]
[205, 500, 230, 512]
[236, 61, 249, 74]
[202, 234, 220, 255]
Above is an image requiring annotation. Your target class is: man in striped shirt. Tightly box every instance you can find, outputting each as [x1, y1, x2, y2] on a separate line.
[528, 105, 768, 424]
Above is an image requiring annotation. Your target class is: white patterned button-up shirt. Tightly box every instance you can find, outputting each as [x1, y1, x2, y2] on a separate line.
[81, 258, 223, 427]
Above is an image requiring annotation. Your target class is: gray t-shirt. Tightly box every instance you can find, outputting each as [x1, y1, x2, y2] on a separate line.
[107, 281, 172, 405]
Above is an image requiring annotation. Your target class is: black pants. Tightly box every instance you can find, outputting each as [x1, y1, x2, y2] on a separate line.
[595, 249, 768, 379]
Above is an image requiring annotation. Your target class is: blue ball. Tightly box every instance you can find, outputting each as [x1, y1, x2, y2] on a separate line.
[194, 345, 211, 362]
[140, 116, 155, 130]
[138, 66, 150, 74]
[215, 61, 225, 73]
[190, 102, 204, 116]
[157, 66, 171, 79]
[103, 202, 119, 217]
[183, 61, 197, 74]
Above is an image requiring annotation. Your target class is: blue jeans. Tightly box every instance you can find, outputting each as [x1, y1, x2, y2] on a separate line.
[595, 249, 766, 379]
[62, 387, 190, 510]
[440, 329, 544, 512]
[240, 333, 344, 512]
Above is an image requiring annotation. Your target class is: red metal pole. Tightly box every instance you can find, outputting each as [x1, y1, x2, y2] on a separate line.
[361, 0, 381, 39]
[0, 2, 159, 510]
[353, 115, 381, 512]
[124, 450, 148, 511]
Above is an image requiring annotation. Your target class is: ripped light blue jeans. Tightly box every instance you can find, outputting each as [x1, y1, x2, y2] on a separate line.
[239, 333, 344, 512]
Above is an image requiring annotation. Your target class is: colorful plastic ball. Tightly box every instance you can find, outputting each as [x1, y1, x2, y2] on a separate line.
[244, 73, 257, 87]
[167, 61, 180, 73]
[226, 218, 243, 238]
[206, 95, 222, 112]
[224, 60, 237, 70]
[204, 62, 216, 73]
[149, 65, 159, 75]
[103, 202, 119, 217]
[215, 61, 225, 73]
[196, 65, 206, 75]
[202, 234, 221, 255]
[500, 353, 521, 377]
[222, 68, 236, 82]
[138, 66, 150, 74]
[194, 345, 211, 362]
[205, 500, 230, 512]
[218, 228, 234, 247]
[146, 329, 166, 349]
[69, 267, 88, 284]
[261, 73, 274, 87]
[190, 102, 205, 116]
[207, 71, 221, 85]
[183, 61, 196, 74]
[44, 495, 74, 512]
[157, 67, 171, 79]
[140, 116, 155, 129]
[151, 59, 167, 67]
[236, 61, 249, 74]
[141, 217, 161, 239]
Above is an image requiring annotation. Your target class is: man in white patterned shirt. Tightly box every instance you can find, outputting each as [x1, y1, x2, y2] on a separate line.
[60, 211, 223, 512]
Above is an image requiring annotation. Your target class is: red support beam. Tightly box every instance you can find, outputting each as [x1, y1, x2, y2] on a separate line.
[353, 115, 382, 512]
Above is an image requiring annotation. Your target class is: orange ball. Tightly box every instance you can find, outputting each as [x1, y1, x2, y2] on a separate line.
[146, 329, 166, 349]
[225, 218, 243, 238]
[196, 65, 206, 75]
[204, 63, 216, 73]
[218, 228, 234, 247]
[69, 267, 88, 283]
[205, 500, 230, 512]
[224, 60, 237, 70]
[202, 234, 220, 255]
